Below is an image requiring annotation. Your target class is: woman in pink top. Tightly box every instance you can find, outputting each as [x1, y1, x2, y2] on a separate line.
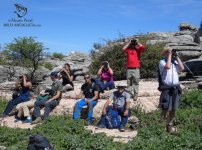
[96, 61, 115, 92]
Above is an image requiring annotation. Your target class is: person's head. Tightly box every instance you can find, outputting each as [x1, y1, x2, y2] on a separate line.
[83, 73, 91, 84]
[102, 61, 109, 71]
[50, 72, 59, 81]
[162, 46, 173, 58]
[130, 38, 139, 49]
[116, 83, 127, 94]
[19, 74, 30, 82]
[64, 63, 70, 70]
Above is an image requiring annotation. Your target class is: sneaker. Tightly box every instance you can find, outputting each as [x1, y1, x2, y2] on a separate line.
[96, 124, 106, 129]
[119, 125, 125, 132]
[31, 117, 43, 125]
[23, 118, 33, 123]
[133, 96, 138, 101]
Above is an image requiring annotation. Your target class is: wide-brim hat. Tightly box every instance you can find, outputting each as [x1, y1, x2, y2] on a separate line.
[116, 83, 127, 88]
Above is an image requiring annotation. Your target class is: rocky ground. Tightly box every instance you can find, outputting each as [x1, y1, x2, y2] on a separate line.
[0, 80, 160, 143]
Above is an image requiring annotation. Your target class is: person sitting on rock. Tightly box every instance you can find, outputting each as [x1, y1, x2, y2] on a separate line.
[95, 61, 115, 92]
[59, 63, 74, 92]
[73, 73, 100, 125]
[31, 72, 63, 124]
[97, 83, 131, 132]
[16, 90, 54, 123]
[1, 74, 32, 119]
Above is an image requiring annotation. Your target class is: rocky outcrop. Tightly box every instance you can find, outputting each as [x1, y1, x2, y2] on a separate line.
[146, 22, 202, 76]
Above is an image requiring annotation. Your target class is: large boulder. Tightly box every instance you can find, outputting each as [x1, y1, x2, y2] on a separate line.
[185, 57, 202, 76]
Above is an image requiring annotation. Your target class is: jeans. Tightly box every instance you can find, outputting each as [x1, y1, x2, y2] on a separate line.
[95, 79, 115, 91]
[99, 106, 131, 128]
[73, 98, 97, 123]
[3, 92, 30, 116]
[33, 99, 59, 120]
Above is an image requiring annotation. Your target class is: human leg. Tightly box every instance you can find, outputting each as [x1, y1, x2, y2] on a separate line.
[43, 100, 59, 120]
[87, 100, 98, 124]
[73, 98, 86, 120]
[3, 97, 24, 116]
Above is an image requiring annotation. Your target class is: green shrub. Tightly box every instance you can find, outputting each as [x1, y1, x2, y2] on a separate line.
[89, 36, 165, 80]
[180, 90, 202, 109]
[44, 63, 53, 70]
[0, 90, 201, 149]
[52, 52, 64, 60]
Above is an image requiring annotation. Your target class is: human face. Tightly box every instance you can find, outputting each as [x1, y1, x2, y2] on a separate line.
[64, 65, 70, 70]
[84, 75, 91, 83]
[117, 86, 125, 94]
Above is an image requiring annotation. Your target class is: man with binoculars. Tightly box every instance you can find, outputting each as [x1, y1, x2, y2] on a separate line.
[122, 38, 145, 101]
[158, 46, 184, 133]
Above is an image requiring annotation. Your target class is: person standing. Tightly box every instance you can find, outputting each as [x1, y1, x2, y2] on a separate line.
[158, 47, 184, 133]
[122, 38, 145, 101]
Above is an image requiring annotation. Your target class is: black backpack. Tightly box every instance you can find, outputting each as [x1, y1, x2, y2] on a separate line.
[27, 134, 54, 150]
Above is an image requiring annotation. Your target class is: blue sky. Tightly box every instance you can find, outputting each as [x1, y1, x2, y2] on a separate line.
[0, 0, 201, 55]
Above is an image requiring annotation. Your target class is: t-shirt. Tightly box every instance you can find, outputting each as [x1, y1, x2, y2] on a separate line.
[51, 80, 63, 100]
[60, 70, 74, 87]
[109, 91, 130, 109]
[100, 69, 113, 81]
[125, 45, 145, 68]
[159, 59, 180, 86]
[81, 82, 99, 99]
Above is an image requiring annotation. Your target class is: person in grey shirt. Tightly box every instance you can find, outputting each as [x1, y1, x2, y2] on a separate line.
[99, 83, 130, 131]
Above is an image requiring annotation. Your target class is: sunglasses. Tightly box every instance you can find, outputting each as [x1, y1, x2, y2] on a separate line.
[84, 76, 90, 79]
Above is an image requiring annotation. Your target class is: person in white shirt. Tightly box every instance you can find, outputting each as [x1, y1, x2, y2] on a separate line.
[158, 46, 184, 133]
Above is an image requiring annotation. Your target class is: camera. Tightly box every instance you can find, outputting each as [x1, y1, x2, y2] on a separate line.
[172, 49, 178, 57]
[19, 75, 23, 79]
[102, 61, 108, 68]
[130, 39, 138, 46]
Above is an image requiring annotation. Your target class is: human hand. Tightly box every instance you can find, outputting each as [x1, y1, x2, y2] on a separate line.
[102, 109, 106, 115]
[85, 98, 91, 103]
[124, 110, 129, 116]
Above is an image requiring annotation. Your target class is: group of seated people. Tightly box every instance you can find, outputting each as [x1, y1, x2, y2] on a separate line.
[1, 61, 130, 132]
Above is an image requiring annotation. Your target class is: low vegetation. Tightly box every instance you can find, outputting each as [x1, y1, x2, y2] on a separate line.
[89, 36, 165, 80]
[0, 90, 201, 149]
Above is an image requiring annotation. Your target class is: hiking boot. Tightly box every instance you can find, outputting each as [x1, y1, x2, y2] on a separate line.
[31, 117, 43, 125]
[96, 124, 106, 129]
[166, 125, 176, 134]
[133, 96, 138, 101]
[119, 125, 125, 132]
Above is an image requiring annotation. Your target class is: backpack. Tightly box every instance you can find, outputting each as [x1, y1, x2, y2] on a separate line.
[27, 134, 54, 150]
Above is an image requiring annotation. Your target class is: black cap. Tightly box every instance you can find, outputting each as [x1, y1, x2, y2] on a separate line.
[50, 72, 58, 78]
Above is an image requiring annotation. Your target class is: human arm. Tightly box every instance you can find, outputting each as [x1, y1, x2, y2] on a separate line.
[122, 40, 131, 51]
[108, 65, 113, 75]
[164, 49, 172, 69]
[45, 90, 61, 104]
[85, 91, 99, 103]
[76, 91, 84, 100]
[98, 66, 104, 76]
[124, 101, 130, 116]
[175, 55, 184, 71]
[22, 75, 32, 88]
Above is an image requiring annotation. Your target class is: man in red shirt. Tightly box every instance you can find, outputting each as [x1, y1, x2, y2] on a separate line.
[122, 38, 145, 101]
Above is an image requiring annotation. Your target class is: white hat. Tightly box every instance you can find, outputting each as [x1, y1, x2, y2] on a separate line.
[116, 83, 127, 88]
